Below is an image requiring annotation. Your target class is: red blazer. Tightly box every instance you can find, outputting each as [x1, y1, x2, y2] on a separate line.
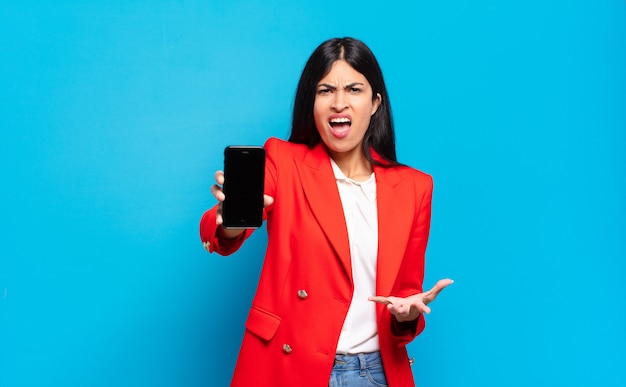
[200, 137, 433, 387]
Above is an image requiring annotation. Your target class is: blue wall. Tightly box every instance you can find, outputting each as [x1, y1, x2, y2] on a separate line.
[1, 1, 624, 386]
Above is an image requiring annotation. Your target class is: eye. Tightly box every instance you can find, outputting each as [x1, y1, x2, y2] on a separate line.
[350, 87, 362, 94]
[317, 88, 331, 95]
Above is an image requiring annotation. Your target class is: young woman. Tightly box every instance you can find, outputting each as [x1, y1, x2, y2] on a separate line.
[200, 37, 452, 387]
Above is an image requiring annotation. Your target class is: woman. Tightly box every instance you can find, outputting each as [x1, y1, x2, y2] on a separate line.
[200, 37, 452, 387]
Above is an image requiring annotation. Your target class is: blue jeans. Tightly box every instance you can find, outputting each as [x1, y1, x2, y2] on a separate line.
[329, 352, 388, 387]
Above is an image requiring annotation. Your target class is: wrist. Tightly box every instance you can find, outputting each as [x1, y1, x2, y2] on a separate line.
[395, 310, 420, 323]
[217, 226, 245, 239]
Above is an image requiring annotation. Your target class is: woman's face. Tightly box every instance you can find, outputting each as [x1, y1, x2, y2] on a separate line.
[313, 60, 381, 159]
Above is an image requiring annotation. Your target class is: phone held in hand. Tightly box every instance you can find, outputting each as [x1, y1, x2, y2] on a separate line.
[222, 146, 266, 229]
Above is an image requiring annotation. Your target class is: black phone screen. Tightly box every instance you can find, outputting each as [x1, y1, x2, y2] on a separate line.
[221, 146, 266, 229]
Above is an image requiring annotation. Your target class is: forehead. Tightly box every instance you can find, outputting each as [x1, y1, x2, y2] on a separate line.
[318, 60, 369, 84]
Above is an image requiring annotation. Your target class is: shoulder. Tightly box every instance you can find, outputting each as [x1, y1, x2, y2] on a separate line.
[398, 165, 432, 183]
[380, 163, 433, 189]
[264, 137, 309, 158]
[264, 137, 307, 153]
[264, 137, 326, 167]
[264, 136, 285, 149]
[371, 150, 432, 188]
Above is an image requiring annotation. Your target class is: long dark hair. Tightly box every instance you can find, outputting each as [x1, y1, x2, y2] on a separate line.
[288, 37, 398, 166]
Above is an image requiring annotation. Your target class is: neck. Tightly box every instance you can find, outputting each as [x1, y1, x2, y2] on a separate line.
[329, 149, 373, 182]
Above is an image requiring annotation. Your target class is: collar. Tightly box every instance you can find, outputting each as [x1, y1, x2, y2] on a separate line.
[329, 158, 377, 202]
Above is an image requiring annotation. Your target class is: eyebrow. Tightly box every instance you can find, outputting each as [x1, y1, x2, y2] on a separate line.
[317, 82, 365, 89]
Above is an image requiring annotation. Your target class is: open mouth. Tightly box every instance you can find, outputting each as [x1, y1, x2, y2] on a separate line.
[329, 117, 351, 138]
[330, 117, 351, 127]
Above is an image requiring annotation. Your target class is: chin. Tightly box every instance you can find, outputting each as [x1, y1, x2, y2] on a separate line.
[325, 141, 361, 156]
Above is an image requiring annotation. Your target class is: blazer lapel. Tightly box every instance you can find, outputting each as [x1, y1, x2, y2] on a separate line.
[296, 144, 352, 281]
[375, 165, 414, 298]
[295, 145, 415, 292]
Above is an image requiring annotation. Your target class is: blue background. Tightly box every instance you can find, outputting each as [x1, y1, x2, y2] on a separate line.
[1, 1, 625, 386]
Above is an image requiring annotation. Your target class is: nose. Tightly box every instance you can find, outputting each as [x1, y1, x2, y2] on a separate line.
[331, 90, 348, 111]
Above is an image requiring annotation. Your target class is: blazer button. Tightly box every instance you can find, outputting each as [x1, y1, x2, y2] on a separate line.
[282, 344, 293, 354]
[297, 289, 308, 299]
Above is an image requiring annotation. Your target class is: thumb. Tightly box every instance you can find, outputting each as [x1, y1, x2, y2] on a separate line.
[424, 278, 454, 304]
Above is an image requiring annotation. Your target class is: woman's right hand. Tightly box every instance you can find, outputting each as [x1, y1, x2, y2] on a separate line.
[210, 170, 274, 237]
[210, 170, 227, 225]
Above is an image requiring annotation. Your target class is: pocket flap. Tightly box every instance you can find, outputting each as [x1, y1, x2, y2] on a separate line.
[245, 305, 281, 341]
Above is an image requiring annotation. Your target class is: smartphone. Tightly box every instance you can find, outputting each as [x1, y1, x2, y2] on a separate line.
[221, 146, 266, 229]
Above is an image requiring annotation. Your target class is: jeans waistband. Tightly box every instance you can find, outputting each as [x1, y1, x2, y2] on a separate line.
[333, 351, 383, 371]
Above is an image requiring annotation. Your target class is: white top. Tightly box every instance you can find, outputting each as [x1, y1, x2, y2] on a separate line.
[331, 159, 380, 355]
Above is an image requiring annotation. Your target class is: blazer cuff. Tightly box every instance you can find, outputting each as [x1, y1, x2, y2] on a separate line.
[390, 313, 426, 346]
[199, 205, 249, 255]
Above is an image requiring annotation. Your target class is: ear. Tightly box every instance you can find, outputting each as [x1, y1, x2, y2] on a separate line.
[371, 92, 382, 116]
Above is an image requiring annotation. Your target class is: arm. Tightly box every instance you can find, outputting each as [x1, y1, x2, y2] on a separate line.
[370, 174, 452, 339]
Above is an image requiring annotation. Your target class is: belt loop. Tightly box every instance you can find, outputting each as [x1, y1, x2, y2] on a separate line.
[358, 353, 366, 376]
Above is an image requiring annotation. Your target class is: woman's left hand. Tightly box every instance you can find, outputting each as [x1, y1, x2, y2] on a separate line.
[368, 278, 454, 322]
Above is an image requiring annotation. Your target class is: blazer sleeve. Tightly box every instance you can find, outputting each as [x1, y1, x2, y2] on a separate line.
[388, 173, 433, 344]
[199, 205, 254, 255]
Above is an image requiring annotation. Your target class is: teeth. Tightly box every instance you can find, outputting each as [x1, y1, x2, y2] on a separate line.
[330, 118, 351, 124]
